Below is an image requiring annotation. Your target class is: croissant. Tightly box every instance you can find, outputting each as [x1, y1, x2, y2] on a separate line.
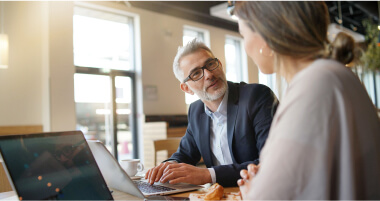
[204, 183, 224, 200]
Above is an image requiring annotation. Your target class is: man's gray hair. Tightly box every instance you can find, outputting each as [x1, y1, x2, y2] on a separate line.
[173, 38, 214, 83]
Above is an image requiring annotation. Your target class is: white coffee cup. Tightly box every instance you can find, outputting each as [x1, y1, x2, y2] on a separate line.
[120, 159, 144, 177]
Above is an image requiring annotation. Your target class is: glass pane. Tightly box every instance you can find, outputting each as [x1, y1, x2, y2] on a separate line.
[225, 38, 244, 83]
[183, 29, 204, 45]
[74, 74, 114, 152]
[259, 72, 276, 93]
[354, 68, 379, 107]
[363, 70, 376, 104]
[258, 72, 287, 98]
[115, 76, 134, 160]
[225, 38, 238, 82]
[73, 6, 134, 71]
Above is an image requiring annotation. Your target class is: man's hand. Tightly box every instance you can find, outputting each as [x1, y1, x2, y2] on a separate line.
[237, 164, 260, 199]
[159, 163, 212, 185]
[145, 161, 177, 185]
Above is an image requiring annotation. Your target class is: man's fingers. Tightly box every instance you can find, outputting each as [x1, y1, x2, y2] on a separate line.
[162, 164, 185, 177]
[148, 164, 165, 184]
[147, 163, 209, 185]
[145, 169, 151, 179]
[144, 162, 180, 184]
[154, 164, 169, 182]
[160, 170, 186, 183]
[147, 168, 155, 181]
[163, 163, 184, 173]
[161, 170, 188, 184]
[148, 168, 158, 184]
[160, 170, 179, 183]
[168, 176, 187, 184]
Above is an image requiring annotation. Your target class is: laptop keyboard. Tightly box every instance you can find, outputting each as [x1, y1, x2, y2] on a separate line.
[133, 180, 175, 194]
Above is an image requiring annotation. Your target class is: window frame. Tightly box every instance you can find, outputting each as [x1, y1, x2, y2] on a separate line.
[182, 25, 211, 106]
[225, 35, 248, 83]
[73, 2, 140, 159]
[183, 25, 211, 47]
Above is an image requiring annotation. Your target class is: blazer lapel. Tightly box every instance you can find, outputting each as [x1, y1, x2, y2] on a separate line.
[226, 82, 239, 163]
[199, 112, 213, 167]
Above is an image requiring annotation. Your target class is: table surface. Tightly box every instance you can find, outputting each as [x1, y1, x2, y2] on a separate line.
[0, 186, 240, 200]
[172, 187, 239, 197]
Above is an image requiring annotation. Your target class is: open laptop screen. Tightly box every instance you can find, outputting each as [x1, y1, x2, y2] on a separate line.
[0, 131, 113, 200]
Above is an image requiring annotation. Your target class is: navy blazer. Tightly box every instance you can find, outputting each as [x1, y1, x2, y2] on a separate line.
[167, 81, 278, 187]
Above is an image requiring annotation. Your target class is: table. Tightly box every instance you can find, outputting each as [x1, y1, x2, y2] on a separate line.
[172, 187, 239, 197]
[0, 187, 240, 200]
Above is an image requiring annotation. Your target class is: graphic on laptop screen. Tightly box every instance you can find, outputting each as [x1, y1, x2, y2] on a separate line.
[0, 131, 113, 200]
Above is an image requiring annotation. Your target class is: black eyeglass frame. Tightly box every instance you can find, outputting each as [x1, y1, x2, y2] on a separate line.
[183, 58, 220, 83]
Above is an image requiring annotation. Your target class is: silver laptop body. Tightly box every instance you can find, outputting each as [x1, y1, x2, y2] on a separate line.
[87, 140, 202, 197]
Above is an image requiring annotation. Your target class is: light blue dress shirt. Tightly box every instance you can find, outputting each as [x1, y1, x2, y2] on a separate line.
[205, 91, 233, 183]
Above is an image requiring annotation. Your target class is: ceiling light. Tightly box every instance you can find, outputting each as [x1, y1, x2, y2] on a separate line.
[210, 2, 238, 23]
[338, 1, 343, 26]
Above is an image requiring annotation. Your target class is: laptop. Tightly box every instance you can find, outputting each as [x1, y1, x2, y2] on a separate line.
[87, 140, 202, 198]
[0, 131, 113, 200]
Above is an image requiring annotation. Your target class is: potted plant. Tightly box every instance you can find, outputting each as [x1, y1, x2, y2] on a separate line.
[361, 18, 380, 72]
[358, 18, 380, 108]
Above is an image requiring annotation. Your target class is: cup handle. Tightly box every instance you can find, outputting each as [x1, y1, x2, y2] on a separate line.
[137, 163, 144, 172]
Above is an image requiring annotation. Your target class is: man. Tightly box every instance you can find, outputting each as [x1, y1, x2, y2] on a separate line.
[145, 39, 278, 187]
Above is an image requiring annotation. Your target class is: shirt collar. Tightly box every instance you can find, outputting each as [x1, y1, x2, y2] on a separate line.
[204, 87, 229, 119]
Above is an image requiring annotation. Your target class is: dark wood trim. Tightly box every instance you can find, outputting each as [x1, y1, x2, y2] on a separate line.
[130, 1, 239, 33]
[145, 115, 188, 128]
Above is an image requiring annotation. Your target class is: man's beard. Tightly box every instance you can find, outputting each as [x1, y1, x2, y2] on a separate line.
[188, 75, 228, 102]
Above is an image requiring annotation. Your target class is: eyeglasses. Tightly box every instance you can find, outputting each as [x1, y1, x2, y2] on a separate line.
[183, 58, 220, 83]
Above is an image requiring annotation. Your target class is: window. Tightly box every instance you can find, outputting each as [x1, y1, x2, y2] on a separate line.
[353, 67, 380, 108]
[74, 7, 134, 71]
[261, 67, 379, 107]
[182, 26, 210, 105]
[73, 5, 138, 160]
[183, 25, 210, 47]
[259, 72, 276, 94]
[259, 72, 287, 99]
[225, 36, 247, 83]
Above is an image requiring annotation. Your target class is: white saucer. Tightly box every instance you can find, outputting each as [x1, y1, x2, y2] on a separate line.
[130, 176, 143, 180]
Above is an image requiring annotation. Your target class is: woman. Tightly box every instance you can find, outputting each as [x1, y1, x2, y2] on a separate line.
[234, 1, 380, 200]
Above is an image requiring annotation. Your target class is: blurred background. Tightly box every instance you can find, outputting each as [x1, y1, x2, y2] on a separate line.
[0, 1, 379, 167]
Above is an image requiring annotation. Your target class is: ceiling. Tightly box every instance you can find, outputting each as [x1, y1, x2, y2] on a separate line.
[325, 1, 379, 35]
[128, 1, 379, 37]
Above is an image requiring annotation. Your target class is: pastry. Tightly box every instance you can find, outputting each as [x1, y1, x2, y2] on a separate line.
[204, 183, 224, 200]
[189, 192, 241, 201]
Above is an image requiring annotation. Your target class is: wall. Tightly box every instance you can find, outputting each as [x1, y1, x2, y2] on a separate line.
[0, 1, 259, 131]
[137, 4, 259, 115]
[93, 1, 259, 115]
[0, 2, 46, 127]
[0, 1, 76, 131]
[47, 1, 76, 131]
